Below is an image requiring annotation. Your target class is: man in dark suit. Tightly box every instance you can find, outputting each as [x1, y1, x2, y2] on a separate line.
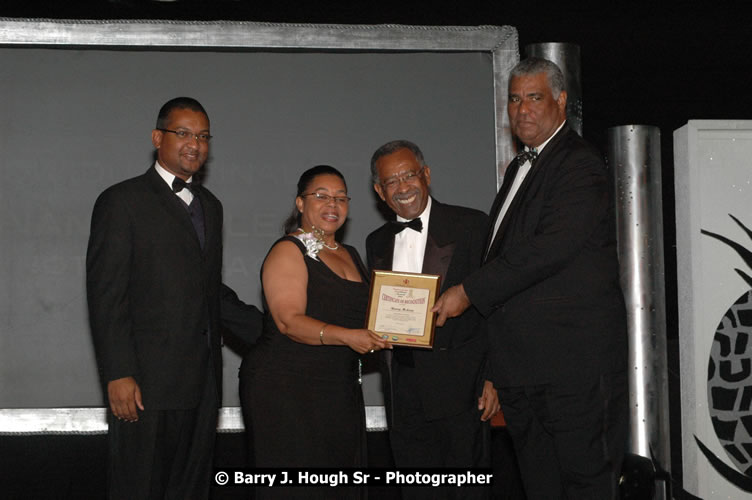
[433, 58, 629, 499]
[366, 140, 499, 498]
[87, 97, 225, 499]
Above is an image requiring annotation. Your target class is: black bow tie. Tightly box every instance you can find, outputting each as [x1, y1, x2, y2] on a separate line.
[516, 149, 538, 165]
[172, 177, 198, 193]
[388, 218, 423, 234]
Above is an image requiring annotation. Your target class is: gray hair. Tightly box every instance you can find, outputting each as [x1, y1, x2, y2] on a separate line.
[509, 57, 565, 99]
[370, 140, 426, 184]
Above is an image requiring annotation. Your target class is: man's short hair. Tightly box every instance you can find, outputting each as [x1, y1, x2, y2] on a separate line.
[156, 97, 209, 129]
[370, 140, 426, 184]
[509, 57, 566, 99]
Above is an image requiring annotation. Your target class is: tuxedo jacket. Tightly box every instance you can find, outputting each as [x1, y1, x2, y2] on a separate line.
[87, 166, 223, 410]
[463, 123, 628, 388]
[366, 199, 489, 421]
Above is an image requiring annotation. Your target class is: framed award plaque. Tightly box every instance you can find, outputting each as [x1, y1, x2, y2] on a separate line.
[366, 270, 441, 348]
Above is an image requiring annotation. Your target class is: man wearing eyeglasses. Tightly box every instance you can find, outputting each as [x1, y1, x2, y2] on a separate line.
[87, 97, 226, 499]
[366, 140, 498, 499]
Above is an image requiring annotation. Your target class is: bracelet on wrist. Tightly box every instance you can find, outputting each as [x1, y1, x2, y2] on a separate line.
[319, 324, 328, 345]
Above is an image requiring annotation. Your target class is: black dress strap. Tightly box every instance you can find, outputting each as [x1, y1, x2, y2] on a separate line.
[344, 245, 370, 284]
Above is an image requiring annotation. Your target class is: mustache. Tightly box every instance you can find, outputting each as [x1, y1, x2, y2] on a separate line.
[392, 189, 420, 202]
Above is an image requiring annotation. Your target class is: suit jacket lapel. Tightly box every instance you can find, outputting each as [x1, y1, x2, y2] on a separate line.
[422, 200, 455, 290]
[485, 123, 572, 261]
[484, 158, 522, 261]
[196, 188, 217, 255]
[145, 167, 203, 251]
[487, 163, 537, 259]
[370, 228, 395, 272]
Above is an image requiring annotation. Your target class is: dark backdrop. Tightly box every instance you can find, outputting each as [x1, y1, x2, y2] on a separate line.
[3, 2, 749, 496]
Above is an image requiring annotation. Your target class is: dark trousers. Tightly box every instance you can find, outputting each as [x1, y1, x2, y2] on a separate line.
[106, 368, 218, 500]
[390, 363, 490, 500]
[499, 370, 628, 500]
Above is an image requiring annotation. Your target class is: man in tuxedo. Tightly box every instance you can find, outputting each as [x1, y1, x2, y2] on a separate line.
[366, 140, 499, 499]
[87, 97, 226, 499]
[433, 58, 629, 499]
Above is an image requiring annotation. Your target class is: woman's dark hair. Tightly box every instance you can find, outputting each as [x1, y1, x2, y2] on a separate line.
[282, 165, 347, 234]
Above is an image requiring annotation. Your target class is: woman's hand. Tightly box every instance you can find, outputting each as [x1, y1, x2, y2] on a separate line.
[343, 329, 391, 354]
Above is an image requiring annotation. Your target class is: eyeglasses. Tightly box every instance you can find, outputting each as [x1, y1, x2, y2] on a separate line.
[157, 128, 212, 143]
[380, 166, 425, 190]
[301, 192, 351, 205]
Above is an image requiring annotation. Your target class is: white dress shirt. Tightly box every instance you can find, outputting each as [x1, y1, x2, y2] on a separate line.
[392, 197, 432, 273]
[154, 162, 194, 205]
[487, 121, 565, 252]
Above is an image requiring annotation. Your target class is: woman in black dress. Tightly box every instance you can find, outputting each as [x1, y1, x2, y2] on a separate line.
[240, 165, 389, 498]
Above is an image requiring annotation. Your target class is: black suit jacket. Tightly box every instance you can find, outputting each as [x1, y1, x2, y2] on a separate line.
[366, 199, 489, 421]
[87, 166, 223, 410]
[464, 123, 628, 387]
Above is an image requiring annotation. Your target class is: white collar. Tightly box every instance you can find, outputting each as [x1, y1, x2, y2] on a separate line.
[154, 161, 193, 188]
[528, 120, 566, 155]
[396, 195, 432, 227]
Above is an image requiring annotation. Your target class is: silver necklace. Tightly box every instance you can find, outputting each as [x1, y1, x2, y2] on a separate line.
[298, 227, 339, 251]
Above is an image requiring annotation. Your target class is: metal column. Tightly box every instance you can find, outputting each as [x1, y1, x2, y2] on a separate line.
[525, 43, 582, 136]
[608, 125, 670, 500]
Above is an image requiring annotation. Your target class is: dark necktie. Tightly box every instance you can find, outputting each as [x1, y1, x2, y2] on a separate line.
[516, 148, 538, 166]
[173, 179, 205, 250]
[188, 196, 206, 250]
[172, 177, 198, 193]
[388, 218, 423, 234]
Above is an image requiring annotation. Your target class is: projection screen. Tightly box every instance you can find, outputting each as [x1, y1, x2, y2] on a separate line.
[0, 19, 518, 431]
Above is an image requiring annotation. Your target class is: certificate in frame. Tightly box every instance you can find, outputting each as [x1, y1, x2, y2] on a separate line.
[366, 270, 441, 348]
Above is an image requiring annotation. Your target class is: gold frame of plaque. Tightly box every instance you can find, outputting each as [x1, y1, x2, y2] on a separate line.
[366, 270, 441, 348]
